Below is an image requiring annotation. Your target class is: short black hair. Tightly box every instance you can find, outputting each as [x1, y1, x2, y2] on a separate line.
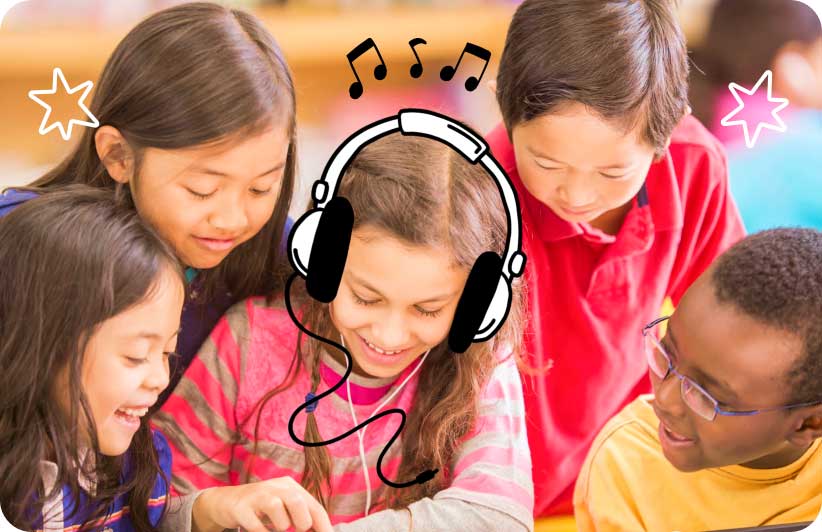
[496, 0, 689, 155]
[711, 228, 822, 404]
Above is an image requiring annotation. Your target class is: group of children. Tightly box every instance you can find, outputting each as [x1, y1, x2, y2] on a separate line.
[0, 1, 820, 531]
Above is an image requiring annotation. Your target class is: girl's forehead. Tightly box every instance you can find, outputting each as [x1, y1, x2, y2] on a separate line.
[142, 126, 289, 181]
[347, 228, 467, 297]
[350, 226, 453, 263]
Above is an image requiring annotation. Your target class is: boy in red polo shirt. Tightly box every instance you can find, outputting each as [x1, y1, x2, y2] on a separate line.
[487, 0, 746, 517]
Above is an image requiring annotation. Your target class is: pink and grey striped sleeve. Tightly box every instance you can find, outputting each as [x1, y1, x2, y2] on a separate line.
[152, 300, 253, 495]
[335, 352, 534, 532]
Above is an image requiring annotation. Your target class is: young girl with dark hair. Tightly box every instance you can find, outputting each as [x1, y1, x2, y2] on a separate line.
[0, 1, 298, 407]
[0, 187, 332, 532]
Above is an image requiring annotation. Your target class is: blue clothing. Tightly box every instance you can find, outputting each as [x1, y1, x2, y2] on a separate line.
[727, 109, 822, 232]
[33, 431, 171, 531]
[0, 189, 38, 216]
[0, 188, 294, 410]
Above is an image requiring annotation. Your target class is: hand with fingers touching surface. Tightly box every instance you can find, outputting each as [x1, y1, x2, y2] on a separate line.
[191, 476, 334, 532]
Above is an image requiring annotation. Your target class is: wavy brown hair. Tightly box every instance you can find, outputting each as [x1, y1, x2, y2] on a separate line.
[0, 186, 184, 531]
[26, 1, 296, 303]
[242, 133, 525, 509]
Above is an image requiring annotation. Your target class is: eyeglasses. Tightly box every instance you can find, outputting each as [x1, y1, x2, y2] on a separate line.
[642, 316, 822, 422]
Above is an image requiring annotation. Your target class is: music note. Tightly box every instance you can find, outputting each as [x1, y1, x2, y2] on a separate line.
[346, 38, 388, 99]
[440, 42, 492, 92]
[408, 37, 426, 79]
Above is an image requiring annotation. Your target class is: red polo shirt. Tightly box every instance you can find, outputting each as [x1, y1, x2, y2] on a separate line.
[487, 115, 745, 517]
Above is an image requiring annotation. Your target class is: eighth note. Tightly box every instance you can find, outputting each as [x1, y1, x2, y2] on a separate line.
[408, 37, 426, 79]
[346, 37, 387, 100]
[440, 42, 492, 92]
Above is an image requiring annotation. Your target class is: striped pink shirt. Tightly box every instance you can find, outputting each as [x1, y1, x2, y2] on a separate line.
[153, 297, 533, 531]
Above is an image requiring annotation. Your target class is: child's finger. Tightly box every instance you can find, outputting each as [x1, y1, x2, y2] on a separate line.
[304, 496, 333, 532]
[256, 497, 292, 531]
[233, 504, 269, 532]
[282, 494, 312, 531]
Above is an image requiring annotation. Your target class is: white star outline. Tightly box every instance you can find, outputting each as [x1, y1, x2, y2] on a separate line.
[719, 70, 789, 149]
[28, 67, 100, 141]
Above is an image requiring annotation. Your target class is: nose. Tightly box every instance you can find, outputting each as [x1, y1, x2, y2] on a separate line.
[209, 192, 249, 234]
[653, 370, 687, 419]
[143, 353, 171, 393]
[557, 173, 596, 207]
[371, 311, 411, 349]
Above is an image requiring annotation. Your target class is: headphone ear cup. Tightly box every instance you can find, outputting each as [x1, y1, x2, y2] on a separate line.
[448, 251, 503, 353]
[474, 275, 512, 342]
[306, 196, 354, 303]
[288, 209, 323, 277]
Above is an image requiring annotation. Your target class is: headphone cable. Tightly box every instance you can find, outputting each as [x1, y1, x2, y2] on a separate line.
[283, 272, 438, 489]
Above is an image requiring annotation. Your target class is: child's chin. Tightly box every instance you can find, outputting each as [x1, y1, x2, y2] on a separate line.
[98, 439, 133, 457]
[98, 425, 138, 456]
[662, 447, 705, 473]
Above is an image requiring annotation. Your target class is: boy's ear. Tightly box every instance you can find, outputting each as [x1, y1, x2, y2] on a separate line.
[94, 125, 136, 184]
[786, 408, 822, 448]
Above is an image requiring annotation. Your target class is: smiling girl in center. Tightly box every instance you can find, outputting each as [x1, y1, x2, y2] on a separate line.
[154, 132, 534, 530]
[0, 1, 298, 409]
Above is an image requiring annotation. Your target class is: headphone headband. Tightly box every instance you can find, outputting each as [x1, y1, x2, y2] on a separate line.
[313, 109, 524, 279]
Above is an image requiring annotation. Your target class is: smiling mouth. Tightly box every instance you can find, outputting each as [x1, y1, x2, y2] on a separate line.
[113, 405, 150, 428]
[661, 423, 695, 443]
[653, 406, 696, 443]
[359, 335, 408, 356]
[193, 236, 238, 251]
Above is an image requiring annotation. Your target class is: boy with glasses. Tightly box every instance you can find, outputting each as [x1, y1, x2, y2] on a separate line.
[574, 228, 822, 531]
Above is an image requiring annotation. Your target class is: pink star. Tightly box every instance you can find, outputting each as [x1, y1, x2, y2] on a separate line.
[720, 70, 789, 149]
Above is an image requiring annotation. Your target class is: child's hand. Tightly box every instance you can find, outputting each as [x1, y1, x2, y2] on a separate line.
[192, 477, 334, 532]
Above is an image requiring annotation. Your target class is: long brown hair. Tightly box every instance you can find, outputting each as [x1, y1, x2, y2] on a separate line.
[27, 1, 297, 302]
[244, 133, 525, 509]
[0, 186, 184, 531]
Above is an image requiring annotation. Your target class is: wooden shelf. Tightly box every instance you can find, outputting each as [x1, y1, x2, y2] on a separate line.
[0, 4, 514, 78]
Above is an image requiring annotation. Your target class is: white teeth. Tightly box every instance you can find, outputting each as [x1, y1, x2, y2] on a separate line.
[365, 340, 402, 355]
[117, 407, 148, 418]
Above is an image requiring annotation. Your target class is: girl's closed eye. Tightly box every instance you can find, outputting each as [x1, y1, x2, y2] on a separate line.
[125, 350, 177, 365]
[415, 306, 442, 318]
[185, 187, 216, 200]
[352, 292, 379, 306]
[125, 355, 148, 366]
[250, 173, 284, 196]
[250, 187, 272, 196]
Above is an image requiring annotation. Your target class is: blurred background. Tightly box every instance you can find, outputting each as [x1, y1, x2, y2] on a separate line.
[0, 2, 818, 531]
[0, 0, 819, 224]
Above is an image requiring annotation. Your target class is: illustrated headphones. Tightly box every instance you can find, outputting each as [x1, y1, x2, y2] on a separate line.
[287, 108, 526, 353]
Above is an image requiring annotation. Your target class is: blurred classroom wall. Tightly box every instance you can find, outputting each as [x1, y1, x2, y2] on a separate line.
[0, 0, 716, 216]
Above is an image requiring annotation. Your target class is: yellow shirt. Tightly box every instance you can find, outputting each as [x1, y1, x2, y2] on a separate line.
[574, 395, 822, 531]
